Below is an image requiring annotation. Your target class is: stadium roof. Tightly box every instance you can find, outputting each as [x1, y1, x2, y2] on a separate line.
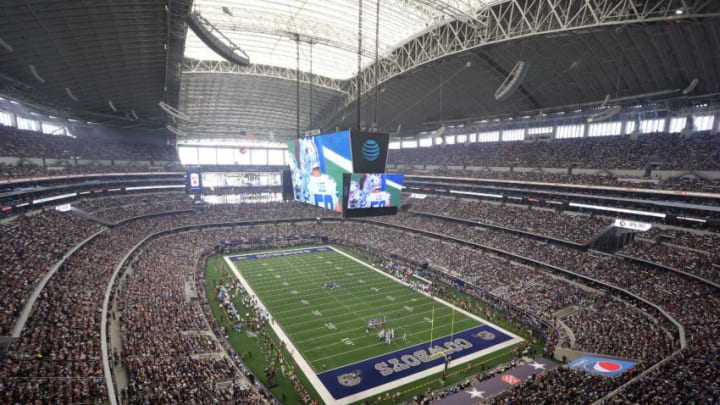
[185, 0, 491, 80]
[0, 0, 191, 129]
[179, 0, 720, 142]
[1, 1, 720, 142]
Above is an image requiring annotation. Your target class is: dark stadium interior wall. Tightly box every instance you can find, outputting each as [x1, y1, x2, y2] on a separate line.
[68, 125, 172, 146]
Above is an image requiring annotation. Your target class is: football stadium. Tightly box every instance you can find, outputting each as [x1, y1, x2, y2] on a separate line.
[0, 1, 719, 404]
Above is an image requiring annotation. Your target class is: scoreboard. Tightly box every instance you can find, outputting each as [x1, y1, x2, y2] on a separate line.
[287, 129, 401, 217]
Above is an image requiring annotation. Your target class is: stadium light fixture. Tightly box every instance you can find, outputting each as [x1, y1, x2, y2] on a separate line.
[682, 78, 699, 95]
[65, 87, 78, 102]
[158, 101, 191, 122]
[0, 37, 13, 52]
[494, 60, 529, 101]
[28, 65, 45, 83]
[166, 124, 188, 137]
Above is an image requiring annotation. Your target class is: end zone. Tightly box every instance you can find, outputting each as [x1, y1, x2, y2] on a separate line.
[318, 324, 520, 402]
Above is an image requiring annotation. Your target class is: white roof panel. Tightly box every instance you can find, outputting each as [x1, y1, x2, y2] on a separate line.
[184, 0, 490, 79]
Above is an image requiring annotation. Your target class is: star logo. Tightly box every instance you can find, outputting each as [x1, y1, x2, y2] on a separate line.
[528, 361, 546, 370]
[466, 387, 485, 399]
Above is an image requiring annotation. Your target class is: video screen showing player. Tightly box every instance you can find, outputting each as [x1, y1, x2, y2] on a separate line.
[360, 173, 391, 208]
[298, 138, 340, 211]
[287, 153, 305, 202]
[346, 173, 404, 210]
[347, 180, 365, 209]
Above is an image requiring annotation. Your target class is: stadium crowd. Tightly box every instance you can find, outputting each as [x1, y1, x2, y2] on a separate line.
[0, 126, 181, 182]
[75, 192, 195, 223]
[560, 295, 673, 360]
[1, 192, 718, 403]
[0, 210, 100, 335]
[117, 233, 268, 404]
[0, 162, 183, 181]
[402, 168, 720, 193]
[388, 131, 720, 171]
[411, 196, 610, 244]
[0, 201, 321, 404]
[618, 227, 720, 284]
[0, 125, 178, 161]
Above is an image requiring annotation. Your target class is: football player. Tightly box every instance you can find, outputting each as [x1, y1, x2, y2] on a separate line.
[287, 153, 306, 201]
[300, 138, 340, 211]
[361, 173, 391, 208]
[347, 180, 366, 209]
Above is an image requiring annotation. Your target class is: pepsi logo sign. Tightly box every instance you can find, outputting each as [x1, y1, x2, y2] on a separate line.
[593, 361, 623, 373]
[567, 355, 636, 377]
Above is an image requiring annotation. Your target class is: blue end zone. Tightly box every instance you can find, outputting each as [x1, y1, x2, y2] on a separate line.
[229, 246, 333, 262]
[317, 325, 513, 399]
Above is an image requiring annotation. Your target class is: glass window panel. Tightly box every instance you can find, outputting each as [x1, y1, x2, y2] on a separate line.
[625, 121, 636, 134]
[402, 139, 418, 148]
[478, 131, 499, 142]
[418, 137, 432, 147]
[588, 121, 621, 137]
[389, 141, 401, 150]
[456, 134, 467, 143]
[41, 122, 63, 135]
[16, 116, 40, 131]
[178, 146, 199, 165]
[197, 147, 217, 164]
[216, 148, 234, 164]
[444, 135, 455, 144]
[502, 129, 524, 141]
[668, 117, 687, 133]
[250, 149, 268, 165]
[693, 115, 714, 131]
[527, 126, 552, 134]
[556, 124, 584, 139]
[468, 133, 477, 143]
[0, 110, 13, 127]
[268, 149, 284, 165]
[640, 119, 665, 133]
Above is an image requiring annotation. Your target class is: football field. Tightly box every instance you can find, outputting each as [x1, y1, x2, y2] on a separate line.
[224, 246, 523, 404]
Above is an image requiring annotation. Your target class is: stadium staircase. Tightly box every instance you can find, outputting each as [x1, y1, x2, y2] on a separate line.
[552, 304, 582, 320]
[66, 207, 114, 227]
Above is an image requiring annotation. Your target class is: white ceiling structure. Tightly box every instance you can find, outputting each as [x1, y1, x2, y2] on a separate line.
[184, 0, 491, 80]
[177, 0, 720, 143]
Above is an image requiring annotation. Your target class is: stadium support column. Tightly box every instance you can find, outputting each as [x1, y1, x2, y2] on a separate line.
[356, 0, 363, 130]
[296, 33, 301, 139]
[663, 116, 671, 133]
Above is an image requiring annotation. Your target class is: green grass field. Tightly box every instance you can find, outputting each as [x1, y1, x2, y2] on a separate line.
[211, 245, 532, 404]
[225, 247, 484, 372]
